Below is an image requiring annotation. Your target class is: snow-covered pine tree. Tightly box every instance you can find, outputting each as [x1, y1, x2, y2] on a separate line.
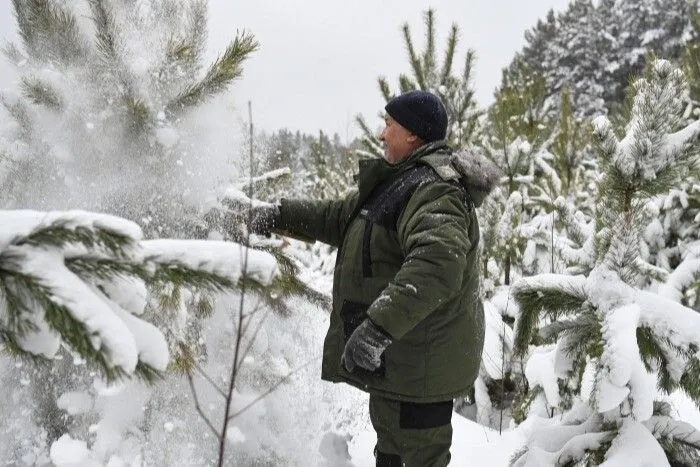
[533, 87, 594, 208]
[638, 9, 700, 310]
[356, 8, 481, 157]
[0, 0, 257, 237]
[517, 86, 599, 280]
[480, 59, 553, 286]
[456, 61, 553, 430]
[510, 60, 700, 466]
[512, 0, 694, 119]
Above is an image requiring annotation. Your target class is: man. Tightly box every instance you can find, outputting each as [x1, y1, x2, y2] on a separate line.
[226, 90, 496, 466]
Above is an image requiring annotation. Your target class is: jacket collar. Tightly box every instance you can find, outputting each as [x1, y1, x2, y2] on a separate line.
[356, 140, 450, 198]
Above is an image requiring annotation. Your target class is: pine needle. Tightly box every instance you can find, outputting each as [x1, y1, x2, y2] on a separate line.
[166, 31, 259, 114]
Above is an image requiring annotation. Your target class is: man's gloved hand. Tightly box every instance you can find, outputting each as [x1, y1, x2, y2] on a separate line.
[204, 204, 280, 238]
[342, 318, 392, 373]
[247, 204, 280, 237]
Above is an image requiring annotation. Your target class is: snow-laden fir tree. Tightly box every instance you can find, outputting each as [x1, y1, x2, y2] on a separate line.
[516, 86, 599, 280]
[0, 0, 257, 237]
[510, 60, 700, 466]
[480, 59, 554, 286]
[356, 8, 481, 156]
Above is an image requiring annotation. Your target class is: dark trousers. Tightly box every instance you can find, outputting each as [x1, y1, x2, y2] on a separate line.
[369, 394, 453, 467]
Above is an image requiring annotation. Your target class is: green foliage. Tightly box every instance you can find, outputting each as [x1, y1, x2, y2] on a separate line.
[12, 0, 89, 65]
[484, 60, 552, 185]
[684, 6, 700, 115]
[479, 190, 527, 289]
[20, 76, 63, 111]
[167, 31, 259, 114]
[0, 211, 321, 384]
[512, 278, 588, 356]
[546, 87, 592, 198]
[88, 0, 119, 62]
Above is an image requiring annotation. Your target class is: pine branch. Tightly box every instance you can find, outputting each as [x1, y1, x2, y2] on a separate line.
[0, 264, 128, 381]
[165, 40, 197, 71]
[167, 31, 258, 114]
[64, 255, 148, 282]
[0, 275, 38, 336]
[13, 0, 88, 65]
[2, 42, 24, 65]
[538, 312, 596, 341]
[680, 358, 700, 408]
[440, 24, 458, 85]
[123, 94, 150, 133]
[354, 114, 383, 158]
[398, 74, 417, 94]
[15, 221, 137, 259]
[422, 9, 436, 86]
[402, 23, 426, 90]
[88, 0, 119, 62]
[512, 275, 588, 355]
[651, 416, 700, 465]
[233, 245, 331, 316]
[148, 260, 237, 293]
[134, 360, 164, 384]
[0, 93, 34, 139]
[378, 77, 393, 102]
[20, 76, 63, 111]
[461, 49, 476, 93]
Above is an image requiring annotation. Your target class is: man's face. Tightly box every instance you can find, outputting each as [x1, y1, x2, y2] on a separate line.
[379, 116, 420, 165]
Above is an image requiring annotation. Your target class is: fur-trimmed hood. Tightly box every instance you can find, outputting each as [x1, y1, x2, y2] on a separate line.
[450, 148, 502, 207]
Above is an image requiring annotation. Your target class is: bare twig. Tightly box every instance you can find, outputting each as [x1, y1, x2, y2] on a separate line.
[237, 304, 271, 368]
[187, 372, 221, 441]
[216, 100, 256, 467]
[227, 357, 318, 421]
[192, 361, 227, 399]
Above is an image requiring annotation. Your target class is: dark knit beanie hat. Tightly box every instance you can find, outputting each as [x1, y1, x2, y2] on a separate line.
[384, 90, 448, 143]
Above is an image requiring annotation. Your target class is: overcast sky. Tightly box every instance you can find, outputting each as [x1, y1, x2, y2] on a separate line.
[0, 0, 572, 140]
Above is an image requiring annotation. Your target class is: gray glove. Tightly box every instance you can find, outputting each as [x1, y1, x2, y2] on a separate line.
[342, 318, 392, 373]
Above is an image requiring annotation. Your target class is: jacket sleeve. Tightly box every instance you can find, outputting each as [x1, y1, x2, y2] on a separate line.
[367, 182, 471, 340]
[276, 191, 358, 248]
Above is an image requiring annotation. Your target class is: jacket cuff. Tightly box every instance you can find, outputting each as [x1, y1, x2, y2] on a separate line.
[367, 317, 394, 341]
[275, 199, 315, 242]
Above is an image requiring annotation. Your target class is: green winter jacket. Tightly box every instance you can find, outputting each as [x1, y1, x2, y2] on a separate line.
[277, 141, 495, 403]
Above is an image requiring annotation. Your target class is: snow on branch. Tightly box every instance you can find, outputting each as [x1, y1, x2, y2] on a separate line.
[512, 274, 587, 355]
[512, 413, 614, 467]
[0, 209, 284, 382]
[657, 256, 700, 302]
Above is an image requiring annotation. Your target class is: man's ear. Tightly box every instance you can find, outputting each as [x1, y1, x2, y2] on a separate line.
[407, 134, 424, 146]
